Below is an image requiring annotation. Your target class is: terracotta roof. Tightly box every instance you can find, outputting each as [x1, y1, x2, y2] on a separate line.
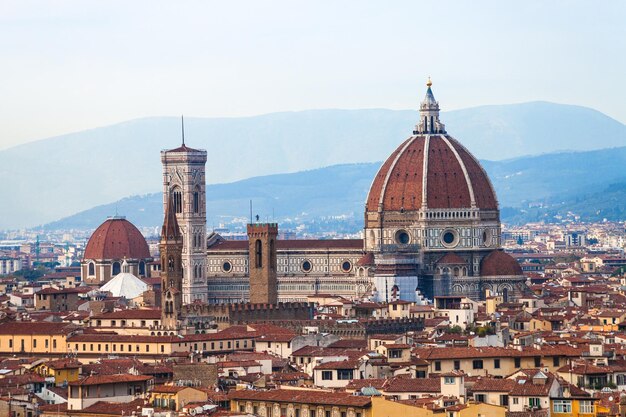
[151, 384, 192, 393]
[356, 253, 375, 267]
[43, 358, 81, 370]
[35, 287, 90, 295]
[472, 377, 516, 392]
[83, 217, 150, 260]
[228, 389, 371, 407]
[385, 377, 441, 393]
[481, 250, 523, 276]
[69, 374, 152, 386]
[557, 361, 612, 375]
[0, 321, 80, 336]
[366, 134, 497, 212]
[436, 253, 466, 265]
[164, 144, 204, 153]
[76, 398, 147, 416]
[327, 339, 368, 349]
[509, 370, 556, 397]
[315, 359, 359, 370]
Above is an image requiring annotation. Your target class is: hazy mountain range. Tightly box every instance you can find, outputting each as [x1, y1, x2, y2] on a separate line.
[45, 145, 626, 231]
[2, 101, 625, 229]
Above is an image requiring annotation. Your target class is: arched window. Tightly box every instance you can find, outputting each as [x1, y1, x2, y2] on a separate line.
[502, 288, 509, 303]
[168, 256, 175, 272]
[172, 188, 182, 214]
[138, 261, 145, 276]
[88, 262, 95, 276]
[255, 239, 262, 268]
[112, 262, 121, 276]
[193, 188, 200, 214]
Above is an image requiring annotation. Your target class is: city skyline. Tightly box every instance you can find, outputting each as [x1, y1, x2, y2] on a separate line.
[1, 0, 626, 150]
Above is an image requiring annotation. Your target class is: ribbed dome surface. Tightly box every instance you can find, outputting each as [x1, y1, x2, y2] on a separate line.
[83, 217, 150, 260]
[366, 134, 497, 212]
[480, 250, 523, 276]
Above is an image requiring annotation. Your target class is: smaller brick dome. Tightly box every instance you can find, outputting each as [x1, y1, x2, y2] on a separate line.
[83, 217, 150, 260]
[480, 250, 523, 276]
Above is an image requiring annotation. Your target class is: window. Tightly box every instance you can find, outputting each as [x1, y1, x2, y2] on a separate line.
[553, 357, 560, 367]
[88, 262, 95, 276]
[444, 376, 455, 385]
[193, 190, 200, 213]
[321, 371, 333, 380]
[500, 395, 508, 406]
[513, 398, 519, 405]
[255, 240, 263, 268]
[475, 394, 486, 403]
[389, 349, 402, 359]
[453, 360, 460, 370]
[514, 357, 521, 368]
[494, 359, 500, 369]
[553, 400, 571, 413]
[337, 369, 353, 380]
[529, 398, 541, 408]
[579, 401, 593, 414]
[473, 359, 483, 369]
[112, 262, 121, 276]
[173, 189, 182, 214]
[395, 230, 410, 244]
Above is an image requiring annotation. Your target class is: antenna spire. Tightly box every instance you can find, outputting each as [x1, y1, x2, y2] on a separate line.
[181, 115, 185, 146]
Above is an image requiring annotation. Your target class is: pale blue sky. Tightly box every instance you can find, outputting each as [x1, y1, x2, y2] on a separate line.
[1, 0, 625, 149]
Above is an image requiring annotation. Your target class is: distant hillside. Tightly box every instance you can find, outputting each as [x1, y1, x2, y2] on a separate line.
[2, 102, 626, 228]
[45, 146, 626, 231]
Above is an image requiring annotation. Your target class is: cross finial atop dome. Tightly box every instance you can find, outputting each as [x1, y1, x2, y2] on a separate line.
[413, 78, 446, 135]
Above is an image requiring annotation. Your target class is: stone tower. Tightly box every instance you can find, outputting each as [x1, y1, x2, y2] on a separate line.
[160, 196, 183, 330]
[161, 132, 208, 304]
[247, 223, 278, 304]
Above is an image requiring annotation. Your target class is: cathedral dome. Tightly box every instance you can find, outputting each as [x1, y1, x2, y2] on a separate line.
[366, 82, 497, 213]
[84, 216, 150, 260]
[480, 250, 523, 276]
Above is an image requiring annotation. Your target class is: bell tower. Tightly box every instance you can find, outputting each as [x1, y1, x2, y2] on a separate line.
[247, 223, 278, 304]
[160, 196, 183, 330]
[161, 118, 208, 304]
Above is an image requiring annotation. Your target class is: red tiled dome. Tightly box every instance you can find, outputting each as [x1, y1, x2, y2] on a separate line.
[436, 252, 466, 265]
[480, 250, 523, 276]
[83, 217, 150, 260]
[366, 134, 497, 212]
